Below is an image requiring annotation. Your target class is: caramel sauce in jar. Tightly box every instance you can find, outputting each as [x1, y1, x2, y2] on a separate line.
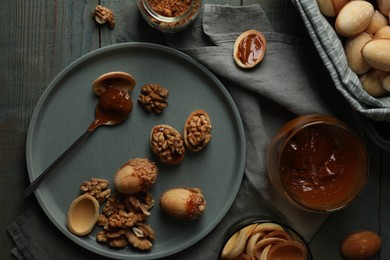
[267, 115, 368, 212]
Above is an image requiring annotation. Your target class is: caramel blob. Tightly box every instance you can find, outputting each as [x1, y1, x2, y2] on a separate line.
[280, 125, 366, 210]
[88, 87, 133, 131]
[233, 30, 266, 69]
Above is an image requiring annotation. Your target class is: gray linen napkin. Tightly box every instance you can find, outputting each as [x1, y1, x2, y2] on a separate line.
[8, 4, 362, 260]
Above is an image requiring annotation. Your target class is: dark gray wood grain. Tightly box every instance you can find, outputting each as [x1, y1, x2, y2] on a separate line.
[0, 0, 99, 258]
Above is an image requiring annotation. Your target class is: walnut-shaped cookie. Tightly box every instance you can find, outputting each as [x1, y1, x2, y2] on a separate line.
[160, 187, 206, 220]
[183, 110, 212, 152]
[150, 124, 185, 164]
[114, 158, 158, 194]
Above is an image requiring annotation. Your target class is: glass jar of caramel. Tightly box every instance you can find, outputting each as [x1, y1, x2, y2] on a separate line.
[137, 0, 203, 33]
[267, 114, 368, 213]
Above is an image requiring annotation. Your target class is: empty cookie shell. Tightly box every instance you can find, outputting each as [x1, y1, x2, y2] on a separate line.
[66, 194, 100, 236]
[233, 30, 266, 69]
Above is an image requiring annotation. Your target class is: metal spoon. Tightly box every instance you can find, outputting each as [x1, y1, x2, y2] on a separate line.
[23, 88, 133, 198]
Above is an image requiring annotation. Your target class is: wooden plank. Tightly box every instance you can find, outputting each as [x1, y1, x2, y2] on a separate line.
[0, 1, 99, 259]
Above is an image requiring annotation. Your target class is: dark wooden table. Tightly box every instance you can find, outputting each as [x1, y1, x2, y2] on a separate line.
[1, 0, 388, 259]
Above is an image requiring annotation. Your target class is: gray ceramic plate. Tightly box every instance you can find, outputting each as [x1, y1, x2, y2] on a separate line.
[26, 43, 246, 259]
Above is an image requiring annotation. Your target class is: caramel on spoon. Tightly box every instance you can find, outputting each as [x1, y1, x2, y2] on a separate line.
[23, 87, 133, 197]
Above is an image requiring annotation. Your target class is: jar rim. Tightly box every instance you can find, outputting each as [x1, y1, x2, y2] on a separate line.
[141, 0, 200, 23]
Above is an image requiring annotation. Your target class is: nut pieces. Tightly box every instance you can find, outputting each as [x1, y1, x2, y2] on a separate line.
[80, 178, 111, 203]
[97, 192, 156, 250]
[114, 158, 158, 194]
[159, 187, 206, 220]
[70, 167, 158, 251]
[183, 109, 212, 152]
[138, 83, 169, 114]
[92, 71, 136, 96]
[93, 5, 115, 29]
[150, 124, 185, 164]
[234, 30, 266, 69]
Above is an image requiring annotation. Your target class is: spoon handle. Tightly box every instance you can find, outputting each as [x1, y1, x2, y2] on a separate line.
[23, 130, 92, 198]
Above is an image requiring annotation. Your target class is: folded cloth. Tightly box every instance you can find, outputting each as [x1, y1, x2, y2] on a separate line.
[164, 4, 362, 259]
[291, 0, 390, 122]
[7, 201, 107, 260]
[8, 4, 362, 260]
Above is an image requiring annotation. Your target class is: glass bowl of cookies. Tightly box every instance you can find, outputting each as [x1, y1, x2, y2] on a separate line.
[218, 216, 312, 260]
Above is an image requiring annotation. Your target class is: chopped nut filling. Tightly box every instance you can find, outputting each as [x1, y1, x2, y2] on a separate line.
[148, 0, 192, 17]
[80, 178, 111, 203]
[96, 192, 156, 250]
[184, 110, 212, 151]
[151, 125, 185, 164]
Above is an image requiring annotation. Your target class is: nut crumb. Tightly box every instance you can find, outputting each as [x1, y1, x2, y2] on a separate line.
[97, 192, 156, 250]
[148, 0, 192, 17]
[80, 178, 111, 203]
[93, 5, 115, 29]
[138, 84, 169, 114]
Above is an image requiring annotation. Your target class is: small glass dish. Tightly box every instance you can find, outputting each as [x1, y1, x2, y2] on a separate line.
[218, 216, 312, 260]
[137, 0, 203, 33]
[267, 114, 368, 213]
